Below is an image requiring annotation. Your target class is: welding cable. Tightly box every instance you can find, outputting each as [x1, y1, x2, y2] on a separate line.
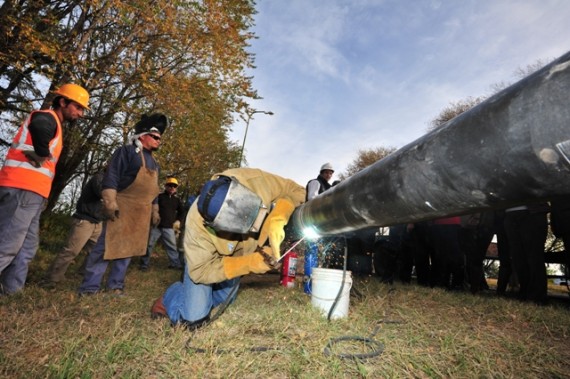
[323, 318, 402, 360]
[323, 269, 402, 360]
[185, 338, 281, 354]
[326, 236, 349, 321]
[323, 335, 385, 360]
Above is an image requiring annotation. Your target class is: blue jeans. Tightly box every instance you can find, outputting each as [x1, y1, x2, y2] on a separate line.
[0, 187, 44, 295]
[141, 227, 182, 268]
[78, 225, 131, 294]
[163, 267, 239, 324]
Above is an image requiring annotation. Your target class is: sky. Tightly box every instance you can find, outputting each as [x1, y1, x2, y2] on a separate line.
[228, 0, 570, 187]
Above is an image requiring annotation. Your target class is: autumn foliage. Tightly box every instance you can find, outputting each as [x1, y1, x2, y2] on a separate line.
[0, 0, 259, 210]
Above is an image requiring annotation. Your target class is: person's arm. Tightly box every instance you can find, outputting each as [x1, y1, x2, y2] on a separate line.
[28, 112, 57, 157]
[306, 179, 320, 201]
[102, 147, 128, 190]
[175, 197, 185, 223]
[184, 205, 271, 283]
[184, 206, 232, 284]
[255, 171, 306, 258]
[90, 171, 105, 199]
[101, 147, 127, 220]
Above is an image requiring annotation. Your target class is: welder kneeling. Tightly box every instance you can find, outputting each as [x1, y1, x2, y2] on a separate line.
[151, 168, 305, 329]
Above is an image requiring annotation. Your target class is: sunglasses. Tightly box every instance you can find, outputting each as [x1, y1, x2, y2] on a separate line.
[148, 134, 161, 141]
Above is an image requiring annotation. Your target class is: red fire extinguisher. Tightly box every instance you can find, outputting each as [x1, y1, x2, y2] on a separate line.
[280, 251, 298, 288]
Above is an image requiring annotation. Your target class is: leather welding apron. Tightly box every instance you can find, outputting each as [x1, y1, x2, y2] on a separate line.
[104, 151, 160, 260]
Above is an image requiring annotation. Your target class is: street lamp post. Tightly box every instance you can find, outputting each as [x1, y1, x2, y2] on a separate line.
[239, 109, 274, 166]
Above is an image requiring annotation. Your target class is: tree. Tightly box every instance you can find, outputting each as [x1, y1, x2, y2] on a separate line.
[0, 0, 259, 213]
[428, 96, 486, 130]
[339, 146, 397, 180]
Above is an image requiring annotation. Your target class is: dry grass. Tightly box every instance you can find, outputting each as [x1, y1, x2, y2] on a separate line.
[1, 246, 570, 378]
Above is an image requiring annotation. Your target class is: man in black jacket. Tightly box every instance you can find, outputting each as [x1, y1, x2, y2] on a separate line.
[41, 170, 106, 288]
[139, 177, 184, 270]
[305, 163, 334, 201]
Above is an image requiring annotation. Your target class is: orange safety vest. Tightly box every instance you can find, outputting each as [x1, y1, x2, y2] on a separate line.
[0, 110, 63, 198]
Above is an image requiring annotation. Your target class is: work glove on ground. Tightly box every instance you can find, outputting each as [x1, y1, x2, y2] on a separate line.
[222, 249, 273, 280]
[101, 189, 119, 221]
[258, 198, 296, 260]
[23, 150, 48, 168]
[151, 204, 161, 227]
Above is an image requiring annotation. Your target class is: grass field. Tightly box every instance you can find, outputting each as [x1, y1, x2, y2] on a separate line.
[1, 237, 570, 378]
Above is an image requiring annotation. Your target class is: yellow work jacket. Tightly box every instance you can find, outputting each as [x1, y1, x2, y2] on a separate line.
[184, 168, 306, 284]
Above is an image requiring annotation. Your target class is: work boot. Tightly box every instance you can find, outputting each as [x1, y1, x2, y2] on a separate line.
[151, 295, 168, 319]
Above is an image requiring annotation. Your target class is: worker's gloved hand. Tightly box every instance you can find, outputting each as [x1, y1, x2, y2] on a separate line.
[23, 150, 48, 168]
[222, 253, 272, 280]
[173, 220, 181, 238]
[151, 204, 161, 227]
[258, 198, 296, 260]
[256, 246, 279, 268]
[102, 189, 120, 221]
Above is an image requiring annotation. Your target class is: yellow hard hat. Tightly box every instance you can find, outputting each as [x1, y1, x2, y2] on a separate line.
[52, 83, 90, 110]
[165, 177, 179, 186]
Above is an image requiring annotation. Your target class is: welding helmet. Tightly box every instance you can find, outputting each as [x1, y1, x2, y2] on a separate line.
[51, 83, 90, 110]
[197, 176, 267, 234]
[134, 113, 168, 135]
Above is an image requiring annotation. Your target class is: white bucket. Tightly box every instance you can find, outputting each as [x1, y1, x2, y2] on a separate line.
[310, 268, 352, 319]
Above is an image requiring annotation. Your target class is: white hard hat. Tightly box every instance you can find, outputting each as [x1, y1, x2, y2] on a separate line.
[320, 162, 334, 172]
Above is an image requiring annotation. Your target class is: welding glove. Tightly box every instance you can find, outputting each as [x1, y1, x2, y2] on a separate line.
[102, 189, 120, 221]
[173, 220, 181, 238]
[151, 204, 161, 227]
[222, 251, 272, 280]
[258, 198, 296, 260]
[23, 150, 48, 168]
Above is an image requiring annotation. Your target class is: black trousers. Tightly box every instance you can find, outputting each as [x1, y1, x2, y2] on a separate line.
[504, 210, 548, 303]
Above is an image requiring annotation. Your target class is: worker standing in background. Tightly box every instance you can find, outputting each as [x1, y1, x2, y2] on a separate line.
[151, 168, 305, 329]
[40, 169, 107, 288]
[0, 83, 90, 295]
[304, 163, 335, 286]
[139, 177, 185, 271]
[78, 113, 167, 296]
[305, 163, 334, 201]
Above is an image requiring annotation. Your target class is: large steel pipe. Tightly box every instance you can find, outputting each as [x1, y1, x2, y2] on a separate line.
[292, 51, 570, 236]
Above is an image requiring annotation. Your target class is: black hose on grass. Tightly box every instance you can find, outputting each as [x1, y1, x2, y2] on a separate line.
[323, 242, 400, 360]
[326, 236, 348, 321]
[323, 316, 402, 360]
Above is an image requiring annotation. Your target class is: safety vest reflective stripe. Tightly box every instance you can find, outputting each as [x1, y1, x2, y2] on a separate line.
[2, 159, 55, 178]
[11, 142, 34, 149]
